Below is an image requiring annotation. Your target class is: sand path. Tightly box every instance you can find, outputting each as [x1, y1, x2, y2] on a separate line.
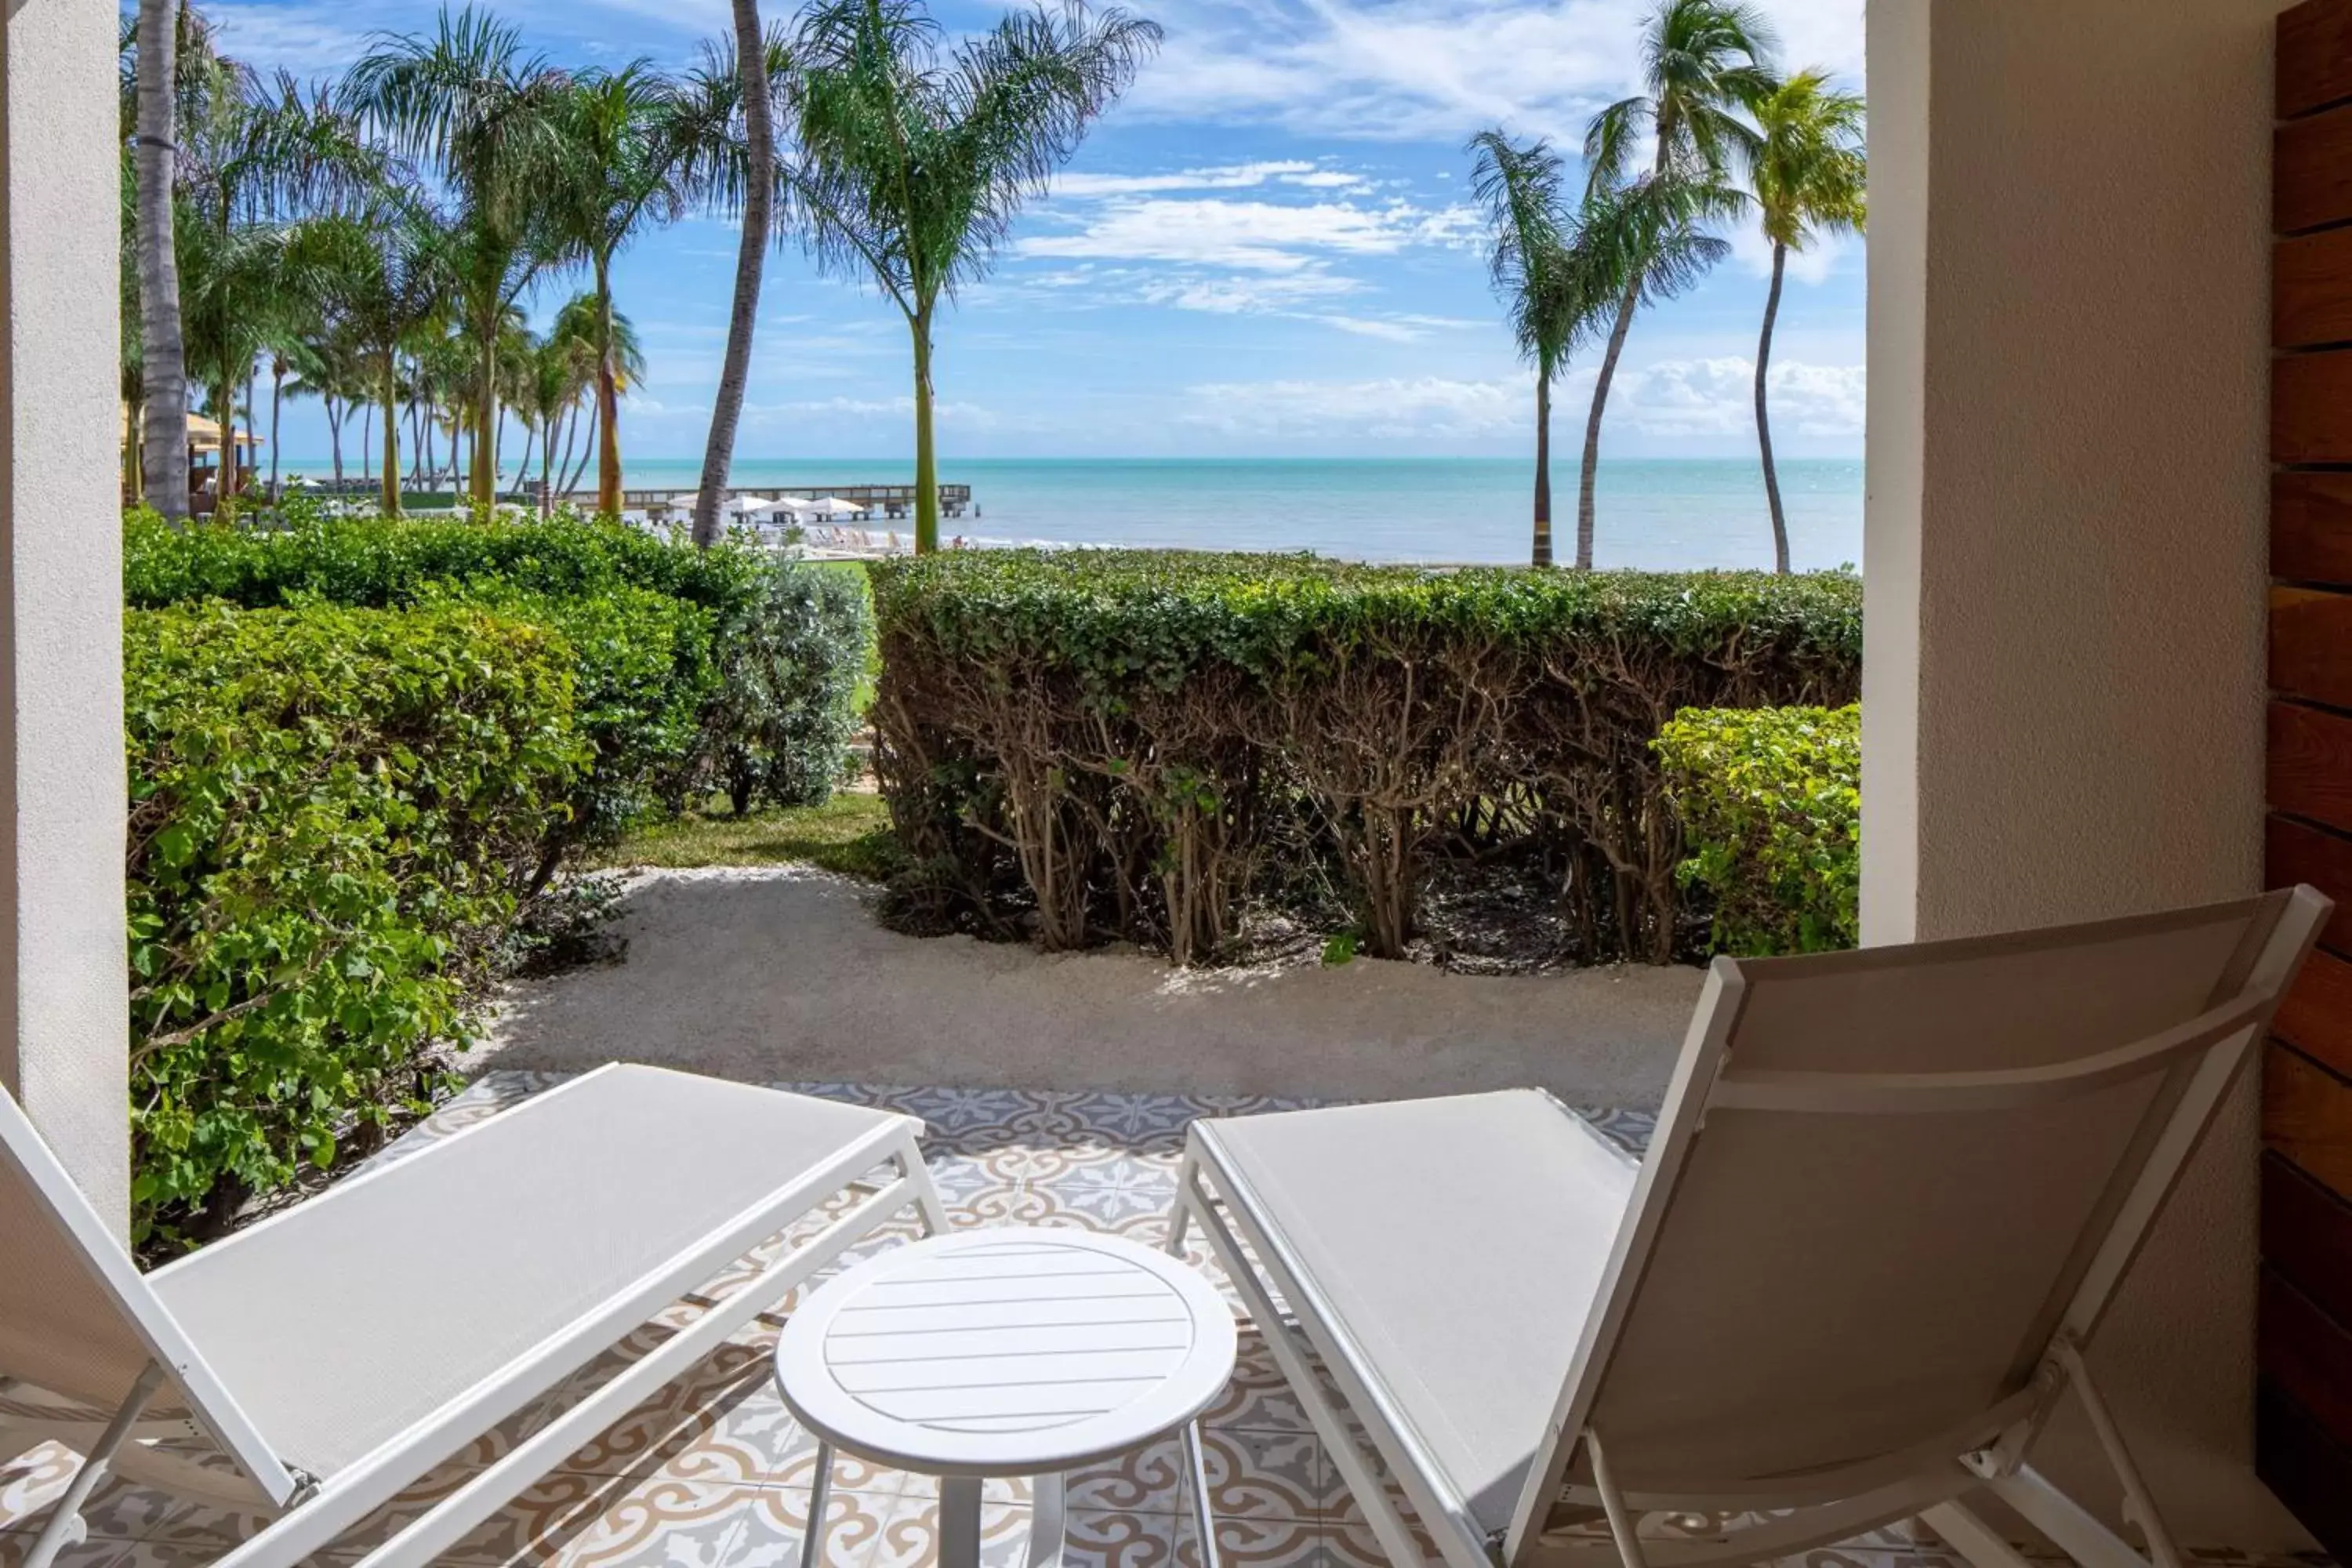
[478, 866, 1705, 1107]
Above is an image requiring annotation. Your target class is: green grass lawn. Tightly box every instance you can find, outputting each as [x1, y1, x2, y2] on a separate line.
[601, 791, 902, 879]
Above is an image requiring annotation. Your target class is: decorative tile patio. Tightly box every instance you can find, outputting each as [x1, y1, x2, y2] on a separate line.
[0, 1077, 2321, 1568]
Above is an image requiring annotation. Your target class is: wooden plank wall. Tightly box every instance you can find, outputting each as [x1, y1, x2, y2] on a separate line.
[2264, 2, 2352, 1552]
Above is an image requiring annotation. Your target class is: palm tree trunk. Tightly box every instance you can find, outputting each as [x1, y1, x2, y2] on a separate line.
[563, 405, 597, 497]
[243, 365, 258, 501]
[1531, 371, 1552, 569]
[328, 397, 344, 486]
[514, 423, 535, 506]
[134, 0, 190, 521]
[123, 394, 145, 506]
[595, 255, 625, 516]
[554, 403, 579, 504]
[692, 0, 775, 547]
[911, 308, 940, 554]
[540, 412, 557, 517]
[380, 355, 402, 517]
[1755, 240, 1791, 575]
[471, 322, 497, 507]
[1577, 277, 1637, 572]
[216, 374, 239, 503]
[268, 361, 284, 495]
[361, 402, 372, 486]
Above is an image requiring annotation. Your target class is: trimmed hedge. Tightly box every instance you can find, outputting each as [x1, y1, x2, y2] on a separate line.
[125, 509, 871, 852]
[128, 603, 583, 1248]
[1656, 704, 1860, 955]
[869, 551, 1861, 964]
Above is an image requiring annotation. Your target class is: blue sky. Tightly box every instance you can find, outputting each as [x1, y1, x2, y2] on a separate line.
[209, 0, 1867, 463]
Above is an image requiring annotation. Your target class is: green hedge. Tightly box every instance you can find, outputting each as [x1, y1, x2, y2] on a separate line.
[128, 603, 583, 1247]
[1655, 704, 1860, 956]
[869, 551, 1861, 964]
[125, 509, 870, 852]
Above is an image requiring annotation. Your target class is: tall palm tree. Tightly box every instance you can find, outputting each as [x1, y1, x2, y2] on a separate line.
[347, 8, 569, 507]
[546, 65, 697, 514]
[1576, 0, 1777, 568]
[1468, 131, 1610, 570]
[674, 25, 794, 546]
[1748, 68, 1864, 574]
[132, 0, 192, 517]
[793, 0, 1160, 552]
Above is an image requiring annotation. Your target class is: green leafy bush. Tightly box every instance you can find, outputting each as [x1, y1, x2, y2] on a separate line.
[1655, 704, 1860, 956]
[704, 560, 875, 814]
[124, 510, 873, 858]
[127, 603, 583, 1248]
[869, 551, 1861, 964]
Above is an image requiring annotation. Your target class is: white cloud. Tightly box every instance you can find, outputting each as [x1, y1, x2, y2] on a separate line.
[1019, 195, 1473, 273]
[1178, 376, 1521, 439]
[1124, 0, 1864, 144]
[1047, 162, 1371, 198]
[1177, 358, 1864, 441]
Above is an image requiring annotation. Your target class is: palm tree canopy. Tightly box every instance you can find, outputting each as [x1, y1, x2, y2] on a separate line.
[1467, 131, 1610, 378]
[550, 291, 647, 388]
[1585, 0, 1778, 193]
[544, 64, 699, 268]
[1751, 67, 1865, 250]
[343, 7, 571, 238]
[792, 0, 1162, 316]
[670, 26, 798, 224]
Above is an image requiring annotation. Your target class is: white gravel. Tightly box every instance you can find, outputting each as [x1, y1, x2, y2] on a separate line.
[477, 866, 1706, 1107]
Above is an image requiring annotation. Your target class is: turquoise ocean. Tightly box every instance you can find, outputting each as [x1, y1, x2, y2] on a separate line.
[295, 455, 1865, 571]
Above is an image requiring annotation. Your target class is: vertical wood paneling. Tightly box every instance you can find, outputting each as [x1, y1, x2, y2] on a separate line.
[2282, 0, 2352, 117]
[2268, 12, 2352, 1544]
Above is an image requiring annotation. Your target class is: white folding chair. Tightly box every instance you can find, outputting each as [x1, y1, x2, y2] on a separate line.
[1, 1062, 949, 1568]
[1170, 888, 2329, 1568]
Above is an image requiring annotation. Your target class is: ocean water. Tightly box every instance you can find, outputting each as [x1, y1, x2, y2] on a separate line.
[289, 455, 1865, 570]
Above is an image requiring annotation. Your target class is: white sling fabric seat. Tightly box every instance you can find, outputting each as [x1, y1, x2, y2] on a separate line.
[0, 1063, 950, 1568]
[1196, 1091, 1636, 1540]
[1171, 889, 2332, 1568]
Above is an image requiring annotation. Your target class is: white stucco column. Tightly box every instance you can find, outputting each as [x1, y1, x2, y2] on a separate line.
[0, 0, 133, 1236]
[1864, 0, 2287, 1545]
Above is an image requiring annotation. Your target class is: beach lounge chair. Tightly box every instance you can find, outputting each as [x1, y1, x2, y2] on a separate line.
[1167, 888, 2328, 1568]
[0, 1062, 948, 1568]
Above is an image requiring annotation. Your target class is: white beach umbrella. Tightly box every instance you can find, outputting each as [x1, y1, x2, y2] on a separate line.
[810, 495, 867, 518]
[772, 495, 822, 517]
[720, 494, 771, 516]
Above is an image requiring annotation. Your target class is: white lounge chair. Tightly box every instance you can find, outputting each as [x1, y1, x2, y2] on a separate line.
[0, 1062, 949, 1568]
[1168, 888, 2329, 1568]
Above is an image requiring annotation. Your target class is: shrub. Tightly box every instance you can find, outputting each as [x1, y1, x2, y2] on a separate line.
[703, 560, 875, 814]
[1655, 704, 1860, 956]
[123, 510, 873, 862]
[127, 603, 583, 1248]
[869, 551, 1861, 964]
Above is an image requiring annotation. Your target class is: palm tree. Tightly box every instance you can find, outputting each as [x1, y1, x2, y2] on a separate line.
[1576, 0, 1777, 568]
[674, 25, 794, 546]
[1468, 131, 1606, 570]
[132, 0, 192, 517]
[293, 203, 459, 516]
[793, 0, 1160, 553]
[546, 65, 698, 514]
[1748, 69, 1864, 574]
[347, 8, 569, 507]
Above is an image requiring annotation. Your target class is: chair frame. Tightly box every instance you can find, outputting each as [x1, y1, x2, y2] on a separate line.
[0, 1065, 951, 1568]
[1169, 887, 2328, 1568]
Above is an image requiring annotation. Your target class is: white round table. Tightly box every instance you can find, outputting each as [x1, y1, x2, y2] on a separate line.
[775, 1227, 1237, 1568]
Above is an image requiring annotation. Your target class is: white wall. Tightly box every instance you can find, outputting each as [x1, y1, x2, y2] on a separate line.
[0, 0, 133, 1236]
[1864, 0, 2292, 1546]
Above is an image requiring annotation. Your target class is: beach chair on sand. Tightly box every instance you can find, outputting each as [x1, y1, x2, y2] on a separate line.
[1168, 888, 2328, 1568]
[1, 1063, 947, 1568]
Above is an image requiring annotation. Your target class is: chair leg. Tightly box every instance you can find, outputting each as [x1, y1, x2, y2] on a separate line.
[23, 1363, 166, 1568]
[1584, 1428, 1650, 1568]
[1163, 1154, 1196, 1256]
[1921, 1501, 2038, 1568]
[2050, 1341, 2181, 1568]
[902, 1142, 952, 1236]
